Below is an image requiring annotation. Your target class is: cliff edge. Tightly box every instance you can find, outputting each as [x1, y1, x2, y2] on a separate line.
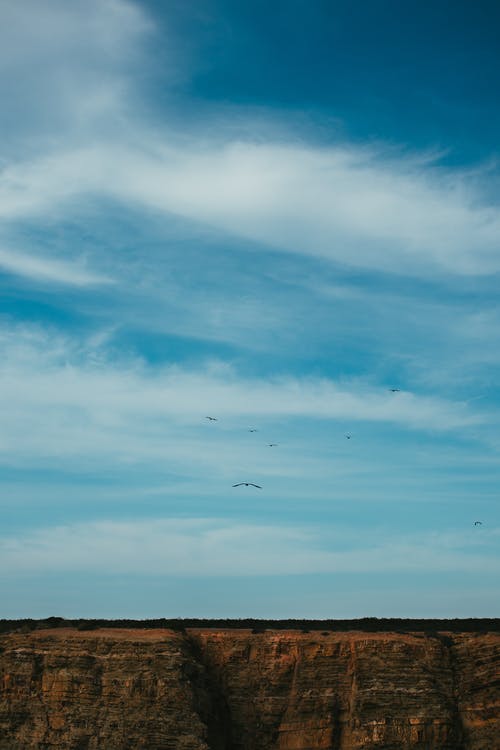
[0, 628, 498, 749]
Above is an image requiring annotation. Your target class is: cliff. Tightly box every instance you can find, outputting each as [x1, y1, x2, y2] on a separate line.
[0, 628, 498, 749]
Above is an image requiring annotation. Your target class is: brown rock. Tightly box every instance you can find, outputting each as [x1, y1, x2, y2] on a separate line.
[0, 629, 215, 750]
[0, 628, 498, 749]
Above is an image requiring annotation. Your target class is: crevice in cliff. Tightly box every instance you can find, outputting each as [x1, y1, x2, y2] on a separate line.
[433, 633, 467, 750]
[30, 652, 52, 748]
[183, 633, 234, 750]
[330, 699, 343, 750]
[336, 640, 357, 749]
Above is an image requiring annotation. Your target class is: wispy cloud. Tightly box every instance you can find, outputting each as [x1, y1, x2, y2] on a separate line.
[0, 1, 499, 281]
[0, 0, 152, 142]
[2, 517, 498, 576]
[0, 247, 112, 286]
[2, 141, 500, 278]
[0, 323, 481, 467]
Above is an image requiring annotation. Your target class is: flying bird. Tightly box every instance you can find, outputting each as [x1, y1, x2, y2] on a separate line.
[474, 521, 483, 526]
[389, 388, 401, 393]
[233, 483, 262, 489]
[345, 434, 352, 439]
[267, 443, 278, 447]
[248, 429, 258, 432]
[205, 416, 218, 421]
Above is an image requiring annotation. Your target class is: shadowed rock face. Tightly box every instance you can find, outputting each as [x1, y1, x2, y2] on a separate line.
[0, 629, 498, 749]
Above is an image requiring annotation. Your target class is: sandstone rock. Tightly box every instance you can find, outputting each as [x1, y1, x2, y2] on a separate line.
[0, 629, 213, 750]
[0, 628, 498, 749]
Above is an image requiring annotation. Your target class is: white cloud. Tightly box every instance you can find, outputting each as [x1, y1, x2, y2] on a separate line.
[2, 517, 498, 575]
[0, 247, 112, 286]
[0, 2, 498, 279]
[0, 0, 152, 140]
[1, 140, 500, 278]
[0, 320, 493, 509]
[0, 324, 480, 468]
[0, 0, 149, 68]
[132, 141, 500, 276]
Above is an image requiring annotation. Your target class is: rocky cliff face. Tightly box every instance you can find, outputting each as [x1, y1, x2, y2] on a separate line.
[0, 628, 498, 749]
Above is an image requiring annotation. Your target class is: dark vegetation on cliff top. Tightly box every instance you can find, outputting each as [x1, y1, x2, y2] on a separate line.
[0, 617, 498, 634]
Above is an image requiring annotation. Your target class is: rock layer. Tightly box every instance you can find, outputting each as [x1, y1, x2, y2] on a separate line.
[0, 628, 498, 749]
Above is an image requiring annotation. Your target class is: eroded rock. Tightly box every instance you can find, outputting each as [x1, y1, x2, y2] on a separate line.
[0, 628, 498, 749]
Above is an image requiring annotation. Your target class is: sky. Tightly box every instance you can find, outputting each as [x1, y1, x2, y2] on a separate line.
[1, 0, 499, 619]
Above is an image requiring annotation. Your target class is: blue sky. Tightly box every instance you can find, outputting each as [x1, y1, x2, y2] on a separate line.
[1, 0, 499, 618]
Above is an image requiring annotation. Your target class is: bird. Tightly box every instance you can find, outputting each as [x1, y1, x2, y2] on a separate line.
[474, 521, 483, 526]
[233, 483, 262, 489]
[345, 434, 352, 439]
[248, 429, 258, 432]
[389, 388, 401, 393]
[205, 416, 218, 421]
[267, 443, 278, 447]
